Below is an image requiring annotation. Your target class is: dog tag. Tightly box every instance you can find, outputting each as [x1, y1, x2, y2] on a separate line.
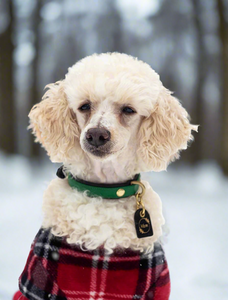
[134, 209, 153, 239]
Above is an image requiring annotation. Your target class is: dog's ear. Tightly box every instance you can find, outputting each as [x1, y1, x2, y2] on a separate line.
[138, 88, 198, 171]
[29, 81, 80, 162]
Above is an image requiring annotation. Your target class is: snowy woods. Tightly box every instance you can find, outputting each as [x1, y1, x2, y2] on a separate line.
[0, 0, 228, 174]
[0, 1, 228, 300]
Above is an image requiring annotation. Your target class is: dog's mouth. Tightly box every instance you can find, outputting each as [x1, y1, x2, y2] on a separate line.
[83, 141, 114, 158]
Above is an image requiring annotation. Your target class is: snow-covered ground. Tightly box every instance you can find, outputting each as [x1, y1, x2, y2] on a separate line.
[0, 153, 228, 300]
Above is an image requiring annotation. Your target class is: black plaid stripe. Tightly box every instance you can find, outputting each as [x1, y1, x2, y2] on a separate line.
[34, 228, 62, 261]
[133, 252, 152, 299]
[155, 260, 170, 287]
[33, 229, 164, 271]
[20, 273, 67, 300]
[19, 228, 169, 300]
[19, 229, 66, 300]
[133, 244, 167, 299]
[35, 229, 64, 299]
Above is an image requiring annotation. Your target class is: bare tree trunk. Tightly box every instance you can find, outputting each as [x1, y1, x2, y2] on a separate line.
[217, 0, 228, 175]
[190, 0, 207, 163]
[0, 0, 16, 154]
[30, 0, 42, 157]
[109, 2, 124, 53]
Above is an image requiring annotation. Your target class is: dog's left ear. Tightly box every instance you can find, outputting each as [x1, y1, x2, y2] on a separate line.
[137, 88, 198, 171]
[28, 81, 80, 162]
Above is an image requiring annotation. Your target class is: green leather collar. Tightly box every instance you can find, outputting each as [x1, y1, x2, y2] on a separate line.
[68, 174, 141, 199]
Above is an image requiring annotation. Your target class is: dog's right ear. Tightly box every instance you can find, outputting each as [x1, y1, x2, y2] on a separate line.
[28, 81, 80, 162]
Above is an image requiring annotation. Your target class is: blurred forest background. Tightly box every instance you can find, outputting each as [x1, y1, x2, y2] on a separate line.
[0, 0, 228, 174]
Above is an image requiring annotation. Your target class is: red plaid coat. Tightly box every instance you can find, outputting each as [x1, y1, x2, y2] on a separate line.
[15, 228, 170, 300]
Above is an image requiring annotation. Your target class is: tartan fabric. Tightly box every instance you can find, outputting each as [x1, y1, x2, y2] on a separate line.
[18, 228, 170, 300]
[13, 290, 27, 300]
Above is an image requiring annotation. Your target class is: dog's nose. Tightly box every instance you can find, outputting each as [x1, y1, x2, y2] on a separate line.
[86, 128, 111, 147]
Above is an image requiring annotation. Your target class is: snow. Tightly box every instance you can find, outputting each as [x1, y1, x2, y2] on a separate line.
[0, 153, 227, 300]
[144, 164, 228, 300]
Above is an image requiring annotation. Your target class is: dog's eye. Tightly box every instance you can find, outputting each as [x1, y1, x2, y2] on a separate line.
[79, 103, 91, 111]
[122, 106, 136, 114]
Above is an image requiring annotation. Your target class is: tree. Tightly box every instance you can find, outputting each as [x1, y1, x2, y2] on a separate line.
[190, 0, 208, 162]
[217, 0, 228, 175]
[30, 0, 42, 157]
[0, 0, 16, 154]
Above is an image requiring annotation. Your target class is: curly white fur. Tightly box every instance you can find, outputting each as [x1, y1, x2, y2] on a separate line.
[28, 52, 198, 253]
[42, 178, 164, 253]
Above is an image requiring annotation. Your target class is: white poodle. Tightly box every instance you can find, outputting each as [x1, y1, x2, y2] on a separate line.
[14, 53, 197, 300]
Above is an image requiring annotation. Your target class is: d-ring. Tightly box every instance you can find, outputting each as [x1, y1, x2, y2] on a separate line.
[131, 181, 146, 198]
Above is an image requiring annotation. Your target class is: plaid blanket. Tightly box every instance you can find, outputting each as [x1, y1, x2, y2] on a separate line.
[17, 228, 170, 300]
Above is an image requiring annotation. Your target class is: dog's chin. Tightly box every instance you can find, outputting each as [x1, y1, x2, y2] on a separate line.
[82, 144, 111, 160]
[82, 142, 122, 161]
[87, 148, 111, 159]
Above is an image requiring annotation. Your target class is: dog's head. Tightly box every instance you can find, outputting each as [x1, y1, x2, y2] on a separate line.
[29, 53, 197, 172]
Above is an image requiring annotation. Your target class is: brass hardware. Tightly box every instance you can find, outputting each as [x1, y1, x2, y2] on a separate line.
[116, 188, 125, 197]
[131, 181, 146, 217]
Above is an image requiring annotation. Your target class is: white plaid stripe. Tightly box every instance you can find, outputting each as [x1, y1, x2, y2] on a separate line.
[20, 289, 44, 300]
[60, 290, 140, 299]
[44, 231, 52, 259]
[89, 253, 100, 300]
[19, 229, 169, 300]
[103, 293, 141, 299]
[97, 254, 110, 300]
[153, 250, 164, 258]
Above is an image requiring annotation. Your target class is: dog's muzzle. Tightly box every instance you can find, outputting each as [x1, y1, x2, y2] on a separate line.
[84, 127, 112, 157]
[86, 128, 111, 147]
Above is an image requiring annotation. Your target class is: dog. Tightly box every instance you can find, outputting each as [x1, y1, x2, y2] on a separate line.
[14, 53, 197, 300]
